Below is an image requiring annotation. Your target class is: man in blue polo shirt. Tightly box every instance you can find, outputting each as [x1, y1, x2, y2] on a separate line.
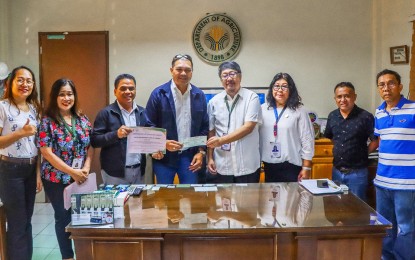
[374, 69, 415, 260]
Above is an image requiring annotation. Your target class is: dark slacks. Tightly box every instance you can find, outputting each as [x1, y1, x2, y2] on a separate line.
[0, 160, 37, 260]
[43, 180, 74, 259]
[211, 168, 261, 184]
[263, 161, 301, 182]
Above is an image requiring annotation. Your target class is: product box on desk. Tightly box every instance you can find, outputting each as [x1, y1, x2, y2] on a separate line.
[71, 191, 116, 226]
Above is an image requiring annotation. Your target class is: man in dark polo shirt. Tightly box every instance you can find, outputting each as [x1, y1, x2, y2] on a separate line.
[324, 82, 378, 201]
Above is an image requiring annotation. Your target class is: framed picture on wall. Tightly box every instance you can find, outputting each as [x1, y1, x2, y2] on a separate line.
[201, 87, 268, 104]
[200, 87, 222, 104]
[390, 45, 409, 64]
[247, 87, 268, 104]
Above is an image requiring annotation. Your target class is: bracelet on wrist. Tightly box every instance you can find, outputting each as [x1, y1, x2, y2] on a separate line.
[302, 166, 312, 171]
[198, 150, 206, 156]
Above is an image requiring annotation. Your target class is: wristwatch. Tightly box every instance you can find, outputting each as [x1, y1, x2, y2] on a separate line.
[199, 150, 206, 156]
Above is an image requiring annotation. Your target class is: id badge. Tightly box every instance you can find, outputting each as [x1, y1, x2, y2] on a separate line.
[221, 197, 232, 211]
[221, 143, 231, 151]
[72, 158, 83, 169]
[270, 142, 281, 158]
[269, 185, 281, 201]
[220, 134, 231, 151]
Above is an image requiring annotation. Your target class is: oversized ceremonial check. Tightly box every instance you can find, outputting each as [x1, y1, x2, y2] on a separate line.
[127, 127, 167, 154]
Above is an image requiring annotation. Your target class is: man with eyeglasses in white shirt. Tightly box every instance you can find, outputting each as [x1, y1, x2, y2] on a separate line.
[206, 61, 262, 183]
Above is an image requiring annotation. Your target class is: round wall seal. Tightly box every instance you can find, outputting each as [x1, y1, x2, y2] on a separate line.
[192, 14, 242, 65]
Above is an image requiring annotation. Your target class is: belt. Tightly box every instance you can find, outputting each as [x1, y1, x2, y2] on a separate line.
[0, 155, 38, 165]
[125, 163, 140, 169]
[337, 167, 353, 174]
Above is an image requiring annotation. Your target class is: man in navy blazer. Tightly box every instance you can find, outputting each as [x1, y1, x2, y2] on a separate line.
[91, 74, 147, 185]
[146, 54, 209, 184]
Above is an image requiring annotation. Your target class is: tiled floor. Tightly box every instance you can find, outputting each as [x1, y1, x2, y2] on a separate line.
[32, 203, 64, 260]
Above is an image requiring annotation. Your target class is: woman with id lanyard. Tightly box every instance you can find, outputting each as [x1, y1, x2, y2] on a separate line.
[37, 78, 94, 260]
[259, 72, 314, 182]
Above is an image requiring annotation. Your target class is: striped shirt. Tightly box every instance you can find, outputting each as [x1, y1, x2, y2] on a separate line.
[374, 96, 415, 190]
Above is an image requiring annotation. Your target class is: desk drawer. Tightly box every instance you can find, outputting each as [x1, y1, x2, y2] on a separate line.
[314, 145, 333, 157]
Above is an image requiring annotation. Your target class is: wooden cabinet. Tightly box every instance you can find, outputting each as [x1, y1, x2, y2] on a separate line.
[311, 139, 378, 208]
[312, 138, 334, 179]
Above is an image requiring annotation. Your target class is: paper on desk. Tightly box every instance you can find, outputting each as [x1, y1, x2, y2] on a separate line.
[63, 172, 97, 210]
[180, 136, 207, 150]
[194, 186, 218, 192]
[299, 179, 343, 195]
[131, 208, 168, 228]
[179, 213, 208, 228]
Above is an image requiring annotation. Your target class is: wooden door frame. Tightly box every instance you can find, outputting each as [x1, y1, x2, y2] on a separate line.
[38, 31, 109, 105]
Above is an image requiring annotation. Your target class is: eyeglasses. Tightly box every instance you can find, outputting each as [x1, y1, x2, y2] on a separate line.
[273, 85, 289, 92]
[221, 71, 239, 80]
[16, 78, 34, 86]
[174, 54, 191, 60]
[377, 81, 397, 89]
[172, 54, 192, 63]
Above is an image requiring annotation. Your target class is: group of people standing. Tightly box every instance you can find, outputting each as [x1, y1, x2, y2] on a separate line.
[0, 55, 413, 260]
[0, 66, 93, 260]
[144, 55, 315, 186]
[323, 70, 415, 260]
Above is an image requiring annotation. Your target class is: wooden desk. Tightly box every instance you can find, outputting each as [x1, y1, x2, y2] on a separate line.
[0, 203, 6, 260]
[67, 183, 390, 260]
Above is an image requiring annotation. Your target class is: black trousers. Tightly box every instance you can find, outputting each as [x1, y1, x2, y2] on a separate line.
[0, 160, 36, 260]
[209, 168, 261, 184]
[43, 180, 74, 259]
[263, 161, 301, 182]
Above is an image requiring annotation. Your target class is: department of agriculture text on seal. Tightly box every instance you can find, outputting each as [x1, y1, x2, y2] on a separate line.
[192, 14, 242, 65]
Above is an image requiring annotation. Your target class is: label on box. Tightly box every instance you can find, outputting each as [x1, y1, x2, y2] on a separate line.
[71, 192, 115, 225]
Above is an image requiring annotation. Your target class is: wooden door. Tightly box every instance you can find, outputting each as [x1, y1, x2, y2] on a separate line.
[38, 31, 109, 183]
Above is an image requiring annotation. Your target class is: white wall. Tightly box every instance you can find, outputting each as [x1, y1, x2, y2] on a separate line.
[375, 0, 415, 102]
[1, 0, 413, 118]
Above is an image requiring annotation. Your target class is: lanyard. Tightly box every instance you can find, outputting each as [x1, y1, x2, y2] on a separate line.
[273, 106, 286, 139]
[225, 95, 240, 131]
[60, 115, 77, 142]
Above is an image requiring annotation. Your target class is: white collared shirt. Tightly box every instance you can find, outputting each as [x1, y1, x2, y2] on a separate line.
[170, 81, 192, 143]
[259, 104, 315, 166]
[208, 88, 262, 176]
[117, 101, 141, 166]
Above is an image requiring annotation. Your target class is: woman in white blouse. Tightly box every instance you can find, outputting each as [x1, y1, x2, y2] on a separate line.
[259, 72, 314, 182]
[0, 66, 42, 260]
